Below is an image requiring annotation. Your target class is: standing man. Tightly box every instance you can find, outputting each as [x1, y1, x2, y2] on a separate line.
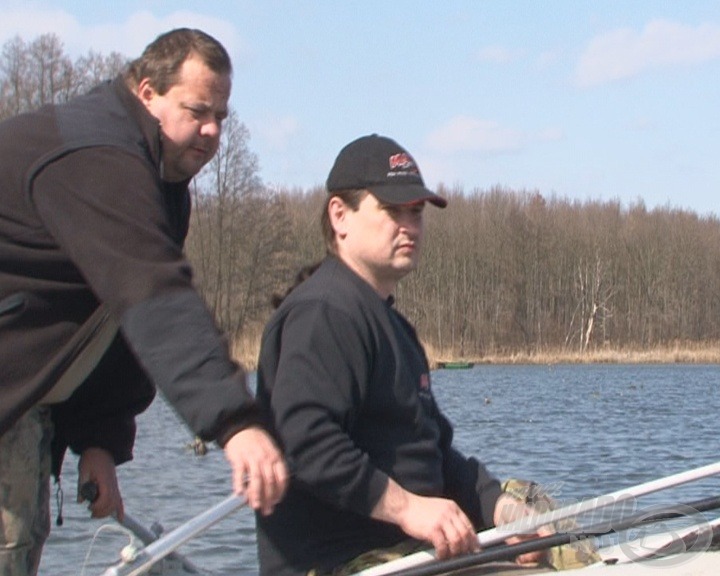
[0, 28, 287, 575]
[254, 135, 548, 576]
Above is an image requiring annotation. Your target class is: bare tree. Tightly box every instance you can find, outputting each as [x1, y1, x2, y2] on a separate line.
[0, 36, 31, 118]
[3, 33, 720, 356]
[187, 111, 295, 339]
[28, 33, 73, 107]
[0, 33, 129, 120]
[71, 50, 129, 95]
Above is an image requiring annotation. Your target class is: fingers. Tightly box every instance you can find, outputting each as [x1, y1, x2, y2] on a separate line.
[394, 492, 479, 560]
[77, 448, 124, 520]
[494, 496, 552, 566]
[431, 510, 479, 559]
[225, 427, 289, 515]
[253, 459, 286, 511]
[241, 458, 289, 515]
[78, 477, 122, 519]
[516, 550, 543, 566]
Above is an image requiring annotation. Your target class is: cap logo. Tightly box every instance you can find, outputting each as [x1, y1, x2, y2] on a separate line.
[388, 153, 419, 177]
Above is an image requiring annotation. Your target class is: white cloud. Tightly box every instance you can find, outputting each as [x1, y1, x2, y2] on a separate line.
[537, 127, 564, 142]
[0, 7, 244, 63]
[98, 10, 243, 61]
[476, 45, 520, 64]
[425, 116, 565, 154]
[576, 19, 720, 88]
[254, 115, 300, 150]
[537, 49, 562, 69]
[424, 116, 563, 156]
[627, 116, 656, 132]
[0, 8, 81, 46]
[425, 116, 524, 154]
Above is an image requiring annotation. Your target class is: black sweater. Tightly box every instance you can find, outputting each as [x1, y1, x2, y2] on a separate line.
[255, 256, 501, 576]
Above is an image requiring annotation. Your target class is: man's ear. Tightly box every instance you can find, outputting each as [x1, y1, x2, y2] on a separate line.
[328, 196, 348, 239]
[135, 78, 156, 108]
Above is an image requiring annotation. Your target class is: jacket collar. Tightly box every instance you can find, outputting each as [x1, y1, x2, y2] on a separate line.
[111, 75, 163, 172]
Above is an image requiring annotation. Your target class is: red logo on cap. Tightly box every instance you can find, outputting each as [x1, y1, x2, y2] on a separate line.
[389, 153, 416, 171]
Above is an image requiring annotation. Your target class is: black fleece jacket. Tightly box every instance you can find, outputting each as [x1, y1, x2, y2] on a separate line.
[0, 76, 259, 471]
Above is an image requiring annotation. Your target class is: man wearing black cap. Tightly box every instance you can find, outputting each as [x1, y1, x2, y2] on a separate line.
[254, 135, 546, 576]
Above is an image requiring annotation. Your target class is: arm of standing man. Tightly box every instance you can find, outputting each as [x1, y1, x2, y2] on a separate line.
[224, 427, 289, 515]
[34, 148, 288, 514]
[77, 447, 124, 520]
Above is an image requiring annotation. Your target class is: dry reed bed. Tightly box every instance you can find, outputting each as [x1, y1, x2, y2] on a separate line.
[233, 335, 720, 371]
[427, 342, 720, 368]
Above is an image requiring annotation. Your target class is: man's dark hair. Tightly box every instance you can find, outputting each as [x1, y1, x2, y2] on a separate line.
[124, 28, 232, 93]
[270, 189, 367, 309]
[321, 189, 367, 255]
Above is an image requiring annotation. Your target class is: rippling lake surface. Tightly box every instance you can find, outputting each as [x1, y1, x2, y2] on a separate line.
[40, 364, 720, 575]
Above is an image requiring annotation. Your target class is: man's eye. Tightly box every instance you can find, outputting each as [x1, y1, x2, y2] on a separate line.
[185, 106, 207, 118]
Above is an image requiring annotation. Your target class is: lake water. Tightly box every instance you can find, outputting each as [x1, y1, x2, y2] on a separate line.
[40, 364, 720, 575]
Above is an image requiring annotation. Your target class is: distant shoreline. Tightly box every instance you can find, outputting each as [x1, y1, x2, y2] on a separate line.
[429, 342, 720, 369]
[233, 338, 720, 371]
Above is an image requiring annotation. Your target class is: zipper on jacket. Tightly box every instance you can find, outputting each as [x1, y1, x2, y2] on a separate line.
[0, 293, 27, 316]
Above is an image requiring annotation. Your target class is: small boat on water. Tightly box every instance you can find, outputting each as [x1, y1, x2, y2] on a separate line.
[437, 361, 475, 369]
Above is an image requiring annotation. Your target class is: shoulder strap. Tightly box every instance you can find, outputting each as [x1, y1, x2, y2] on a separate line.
[40, 304, 118, 404]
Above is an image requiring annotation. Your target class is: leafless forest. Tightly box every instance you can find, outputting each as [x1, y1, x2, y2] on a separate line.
[4, 34, 720, 362]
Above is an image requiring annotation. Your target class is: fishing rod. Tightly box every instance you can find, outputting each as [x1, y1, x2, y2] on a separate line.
[80, 482, 200, 573]
[99, 493, 245, 576]
[375, 494, 720, 576]
[352, 459, 720, 576]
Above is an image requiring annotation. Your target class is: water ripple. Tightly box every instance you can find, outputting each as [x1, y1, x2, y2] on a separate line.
[42, 365, 720, 574]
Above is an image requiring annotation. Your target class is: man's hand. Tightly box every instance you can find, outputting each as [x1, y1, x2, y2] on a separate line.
[77, 447, 124, 521]
[372, 478, 480, 560]
[224, 426, 289, 515]
[493, 492, 553, 565]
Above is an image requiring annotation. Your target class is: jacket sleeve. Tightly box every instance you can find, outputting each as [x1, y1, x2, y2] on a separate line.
[442, 445, 502, 530]
[50, 335, 155, 474]
[121, 289, 262, 442]
[259, 301, 389, 516]
[32, 148, 259, 443]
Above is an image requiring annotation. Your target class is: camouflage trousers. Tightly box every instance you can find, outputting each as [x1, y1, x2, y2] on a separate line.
[307, 540, 427, 576]
[310, 479, 601, 575]
[0, 407, 53, 576]
[501, 479, 601, 571]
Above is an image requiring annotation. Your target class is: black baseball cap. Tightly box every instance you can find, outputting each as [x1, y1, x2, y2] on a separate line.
[326, 134, 447, 208]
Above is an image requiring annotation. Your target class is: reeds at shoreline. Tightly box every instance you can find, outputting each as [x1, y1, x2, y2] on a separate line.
[232, 335, 720, 372]
[427, 344, 720, 369]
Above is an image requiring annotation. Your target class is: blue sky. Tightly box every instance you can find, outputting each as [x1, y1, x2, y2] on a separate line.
[2, 1, 719, 217]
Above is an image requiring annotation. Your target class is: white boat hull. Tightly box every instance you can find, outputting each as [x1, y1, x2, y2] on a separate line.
[403, 516, 720, 576]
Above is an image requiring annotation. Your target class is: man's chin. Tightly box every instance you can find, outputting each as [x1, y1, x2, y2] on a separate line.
[393, 260, 417, 278]
[164, 161, 208, 182]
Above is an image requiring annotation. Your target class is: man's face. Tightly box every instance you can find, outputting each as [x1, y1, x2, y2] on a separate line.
[137, 55, 231, 182]
[333, 192, 425, 298]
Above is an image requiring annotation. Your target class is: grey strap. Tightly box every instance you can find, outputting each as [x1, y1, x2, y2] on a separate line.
[40, 305, 118, 404]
